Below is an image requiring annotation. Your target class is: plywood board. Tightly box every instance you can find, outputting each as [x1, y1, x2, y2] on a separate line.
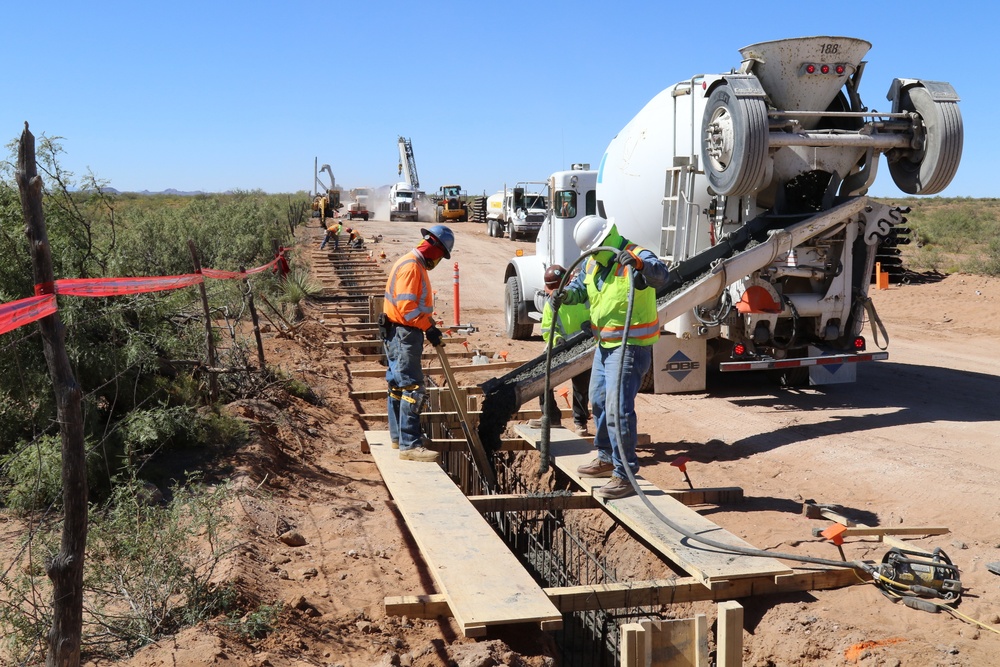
[365, 430, 562, 636]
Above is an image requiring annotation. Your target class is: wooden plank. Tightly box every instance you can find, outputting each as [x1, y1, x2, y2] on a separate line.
[384, 594, 450, 618]
[361, 408, 543, 422]
[365, 431, 562, 636]
[389, 566, 862, 618]
[650, 616, 709, 667]
[514, 426, 792, 586]
[349, 357, 520, 376]
[350, 385, 482, 400]
[839, 526, 949, 538]
[717, 601, 744, 667]
[620, 623, 647, 667]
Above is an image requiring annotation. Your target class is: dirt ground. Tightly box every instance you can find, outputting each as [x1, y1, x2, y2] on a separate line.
[92, 214, 1000, 666]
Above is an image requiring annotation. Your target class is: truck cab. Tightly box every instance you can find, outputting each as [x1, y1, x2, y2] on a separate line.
[503, 167, 597, 338]
[348, 187, 371, 221]
[389, 182, 418, 222]
[486, 183, 548, 241]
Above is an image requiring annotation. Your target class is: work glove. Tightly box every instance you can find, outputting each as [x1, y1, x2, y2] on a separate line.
[550, 289, 567, 309]
[617, 249, 644, 271]
[426, 325, 443, 347]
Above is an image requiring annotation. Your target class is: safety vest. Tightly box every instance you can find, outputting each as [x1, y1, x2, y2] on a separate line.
[583, 242, 659, 348]
[541, 299, 590, 344]
[383, 250, 434, 330]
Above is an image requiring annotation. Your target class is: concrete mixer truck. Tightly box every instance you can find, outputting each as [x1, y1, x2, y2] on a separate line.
[495, 35, 962, 408]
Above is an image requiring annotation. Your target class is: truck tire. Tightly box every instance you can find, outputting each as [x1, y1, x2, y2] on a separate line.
[701, 82, 769, 197]
[639, 366, 654, 393]
[435, 206, 443, 223]
[887, 84, 963, 195]
[505, 276, 533, 340]
[363, 214, 369, 221]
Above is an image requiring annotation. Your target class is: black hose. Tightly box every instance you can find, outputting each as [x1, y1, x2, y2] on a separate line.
[537, 245, 619, 475]
[609, 265, 876, 574]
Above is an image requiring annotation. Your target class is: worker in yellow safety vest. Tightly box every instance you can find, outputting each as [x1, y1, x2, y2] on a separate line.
[553, 216, 669, 499]
[380, 225, 455, 462]
[531, 264, 592, 436]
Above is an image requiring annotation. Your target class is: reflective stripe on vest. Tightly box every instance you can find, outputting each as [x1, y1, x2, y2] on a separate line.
[384, 252, 434, 328]
[584, 243, 659, 348]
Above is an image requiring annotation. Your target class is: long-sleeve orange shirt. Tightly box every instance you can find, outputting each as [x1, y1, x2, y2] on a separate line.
[383, 250, 435, 331]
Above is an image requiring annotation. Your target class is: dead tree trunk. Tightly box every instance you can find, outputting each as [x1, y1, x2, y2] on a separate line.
[17, 122, 88, 667]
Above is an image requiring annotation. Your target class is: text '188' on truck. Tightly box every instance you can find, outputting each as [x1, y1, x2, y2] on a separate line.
[501, 36, 962, 395]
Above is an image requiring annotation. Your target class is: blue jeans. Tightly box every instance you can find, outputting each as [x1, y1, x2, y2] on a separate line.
[384, 324, 426, 450]
[589, 344, 652, 479]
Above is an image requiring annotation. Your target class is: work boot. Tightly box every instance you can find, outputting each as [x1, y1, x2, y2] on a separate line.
[595, 475, 635, 500]
[576, 457, 613, 478]
[399, 446, 440, 463]
[391, 440, 399, 450]
[574, 423, 590, 436]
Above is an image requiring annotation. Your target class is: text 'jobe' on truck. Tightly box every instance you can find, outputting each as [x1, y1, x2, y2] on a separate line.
[500, 35, 962, 395]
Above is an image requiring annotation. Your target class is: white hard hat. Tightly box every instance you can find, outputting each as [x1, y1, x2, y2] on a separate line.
[573, 215, 614, 253]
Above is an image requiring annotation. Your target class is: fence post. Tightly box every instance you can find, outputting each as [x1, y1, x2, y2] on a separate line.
[188, 240, 219, 403]
[17, 121, 88, 667]
[241, 266, 266, 369]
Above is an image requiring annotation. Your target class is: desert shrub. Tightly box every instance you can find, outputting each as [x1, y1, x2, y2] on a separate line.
[0, 478, 251, 662]
[277, 268, 322, 321]
[1, 435, 103, 513]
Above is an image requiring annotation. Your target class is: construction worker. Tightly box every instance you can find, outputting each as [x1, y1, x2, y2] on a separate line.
[320, 219, 341, 250]
[349, 227, 364, 249]
[380, 225, 455, 462]
[530, 264, 592, 435]
[553, 215, 669, 499]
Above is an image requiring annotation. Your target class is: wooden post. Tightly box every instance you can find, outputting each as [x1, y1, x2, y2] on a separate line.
[240, 266, 266, 369]
[717, 601, 744, 667]
[17, 122, 88, 667]
[188, 240, 219, 403]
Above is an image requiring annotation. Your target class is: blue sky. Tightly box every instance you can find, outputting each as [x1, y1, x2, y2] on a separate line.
[5, 1, 993, 198]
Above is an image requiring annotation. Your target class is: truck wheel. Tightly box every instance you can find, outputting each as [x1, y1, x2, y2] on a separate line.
[363, 214, 369, 221]
[505, 276, 533, 340]
[887, 84, 963, 195]
[639, 366, 654, 393]
[435, 207, 443, 223]
[509, 227, 518, 242]
[701, 82, 769, 197]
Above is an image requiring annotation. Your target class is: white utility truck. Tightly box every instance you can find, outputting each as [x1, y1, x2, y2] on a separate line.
[499, 36, 962, 394]
[485, 183, 548, 241]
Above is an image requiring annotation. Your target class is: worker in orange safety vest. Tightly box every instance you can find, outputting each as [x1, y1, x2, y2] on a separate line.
[379, 225, 455, 462]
